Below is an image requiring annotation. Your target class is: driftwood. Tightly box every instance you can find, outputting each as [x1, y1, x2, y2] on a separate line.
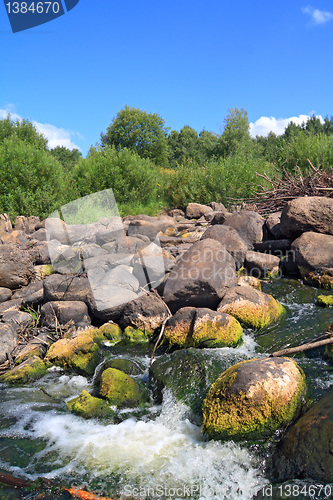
[244, 161, 333, 214]
[149, 291, 172, 367]
[270, 332, 333, 357]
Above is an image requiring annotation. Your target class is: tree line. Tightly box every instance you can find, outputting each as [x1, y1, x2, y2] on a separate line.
[0, 106, 332, 220]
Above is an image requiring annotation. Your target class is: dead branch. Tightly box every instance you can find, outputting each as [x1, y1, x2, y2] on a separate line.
[270, 332, 333, 357]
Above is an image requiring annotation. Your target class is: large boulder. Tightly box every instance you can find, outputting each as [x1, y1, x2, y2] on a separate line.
[41, 300, 91, 328]
[0, 245, 34, 289]
[163, 307, 242, 349]
[163, 239, 237, 313]
[291, 231, 333, 288]
[280, 196, 333, 238]
[0, 324, 18, 364]
[265, 211, 283, 239]
[66, 390, 115, 419]
[201, 225, 248, 270]
[218, 286, 285, 329]
[202, 357, 306, 441]
[43, 274, 92, 303]
[0, 356, 47, 384]
[244, 251, 280, 279]
[212, 210, 264, 248]
[272, 388, 333, 483]
[186, 203, 213, 219]
[119, 292, 169, 334]
[99, 367, 149, 408]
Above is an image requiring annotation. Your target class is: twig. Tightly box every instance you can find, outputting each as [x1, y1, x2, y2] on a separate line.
[149, 291, 172, 367]
[270, 332, 333, 357]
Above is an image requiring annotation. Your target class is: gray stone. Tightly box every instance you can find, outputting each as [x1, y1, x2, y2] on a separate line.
[41, 300, 91, 328]
[280, 196, 333, 238]
[0, 324, 18, 364]
[0, 245, 34, 289]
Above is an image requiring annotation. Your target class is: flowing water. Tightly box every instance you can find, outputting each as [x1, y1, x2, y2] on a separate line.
[0, 279, 332, 500]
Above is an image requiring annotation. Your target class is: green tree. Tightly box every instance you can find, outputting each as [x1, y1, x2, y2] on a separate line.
[0, 115, 48, 149]
[100, 105, 169, 166]
[50, 146, 82, 170]
[214, 107, 252, 157]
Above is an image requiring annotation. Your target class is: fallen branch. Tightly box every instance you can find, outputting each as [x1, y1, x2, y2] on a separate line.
[149, 291, 172, 367]
[270, 333, 333, 357]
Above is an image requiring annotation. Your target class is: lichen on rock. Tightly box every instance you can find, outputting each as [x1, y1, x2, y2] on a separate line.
[99, 367, 150, 408]
[0, 356, 47, 384]
[66, 390, 115, 419]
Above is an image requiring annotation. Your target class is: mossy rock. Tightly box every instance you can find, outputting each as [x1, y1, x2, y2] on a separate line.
[302, 268, 333, 290]
[66, 390, 115, 419]
[149, 348, 228, 416]
[123, 326, 150, 344]
[99, 367, 150, 408]
[45, 330, 102, 376]
[202, 357, 306, 441]
[98, 323, 122, 344]
[237, 275, 261, 290]
[34, 264, 55, 279]
[0, 356, 47, 384]
[94, 357, 145, 385]
[218, 286, 285, 330]
[317, 295, 333, 307]
[164, 307, 243, 349]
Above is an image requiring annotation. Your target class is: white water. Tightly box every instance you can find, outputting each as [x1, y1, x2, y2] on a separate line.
[0, 333, 269, 499]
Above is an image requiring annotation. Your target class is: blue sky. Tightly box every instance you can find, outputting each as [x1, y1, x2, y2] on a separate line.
[1, 0, 333, 155]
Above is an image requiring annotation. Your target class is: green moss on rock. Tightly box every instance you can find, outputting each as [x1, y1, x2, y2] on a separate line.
[0, 356, 47, 385]
[202, 357, 306, 441]
[98, 323, 123, 344]
[123, 326, 150, 343]
[99, 367, 150, 408]
[317, 295, 333, 307]
[66, 390, 115, 419]
[192, 315, 243, 348]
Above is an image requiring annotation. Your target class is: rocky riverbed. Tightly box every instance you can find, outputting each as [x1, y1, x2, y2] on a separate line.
[0, 197, 332, 499]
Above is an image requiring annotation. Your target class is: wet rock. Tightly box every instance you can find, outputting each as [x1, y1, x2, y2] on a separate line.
[0, 324, 18, 364]
[218, 286, 285, 329]
[119, 292, 169, 334]
[41, 300, 91, 328]
[149, 348, 227, 416]
[163, 239, 237, 313]
[186, 203, 213, 219]
[291, 231, 333, 289]
[122, 326, 151, 343]
[99, 367, 150, 408]
[201, 225, 248, 270]
[66, 390, 115, 419]
[202, 357, 306, 441]
[244, 251, 280, 279]
[280, 196, 333, 238]
[272, 387, 333, 483]
[0, 245, 34, 289]
[45, 329, 103, 376]
[0, 356, 47, 384]
[98, 323, 123, 344]
[164, 307, 242, 349]
[0, 287, 12, 303]
[317, 294, 333, 307]
[94, 358, 145, 386]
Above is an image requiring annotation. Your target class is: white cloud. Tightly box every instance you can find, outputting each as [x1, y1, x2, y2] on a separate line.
[249, 114, 324, 138]
[302, 6, 333, 25]
[0, 107, 81, 150]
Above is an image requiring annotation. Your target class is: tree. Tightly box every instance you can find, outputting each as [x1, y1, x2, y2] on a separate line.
[100, 105, 169, 166]
[0, 115, 48, 149]
[168, 126, 200, 166]
[50, 146, 82, 170]
[214, 107, 252, 157]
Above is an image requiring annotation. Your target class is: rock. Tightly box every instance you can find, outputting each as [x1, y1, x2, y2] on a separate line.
[202, 357, 306, 441]
[41, 301, 91, 328]
[98, 323, 123, 344]
[99, 367, 149, 407]
[149, 348, 228, 415]
[169, 209, 185, 218]
[218, 286, 285, 329]
[0, 298, 22, 316]
[209, 202, 227, 212]
[185, 203, 213, 219]
[45, 329, 103, 376]
[28, 241, 51, 265]
[15, 332, 54, 364]
[201, 225, 248, 270]
[12, 280, 44, 307]
[14, 215, 40, 234]
[0, 213, 12, 237]
[0, 245, 34, 289]
[127, 220, 160, 240]
[317, 295, 333, 307]
[237, 275, 261, 290]
[122, 326, 151, 343]
[212, 210, 264, 248]
[94, 358, 145, 385]
[280, 196, 333, 238]
[0, 356, 47, 384]
[164, 307, 242, 349]
[272, 388, 333, 483]
[34, 264, 54, 281]
[0, 324, 18, 364]
[211, 211, 228, 225]
[265, 212, 283, 239]
[66, 390, 115, 419]
[163, 239, 237, 313]
[119, 292, 169, 334]
[291, 231, 333, 288]
[29, 228, 47, 241]
[1, 230, 29, 246]
[2, 310, 33, 328]
[244, 251, 281, 279]
[253, 239, 292, 255]
[43, 274, 92, 303]
[0, 287, 12, 303]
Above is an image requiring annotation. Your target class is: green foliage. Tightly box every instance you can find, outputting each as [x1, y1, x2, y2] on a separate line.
[50, 146, 82, 170]
[167, 126, 218, 167]
[0, 115, 48, 150]
[214, 107, 252, 157]
[100, 105, 169, 167]
[0, 137, 67, 219]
